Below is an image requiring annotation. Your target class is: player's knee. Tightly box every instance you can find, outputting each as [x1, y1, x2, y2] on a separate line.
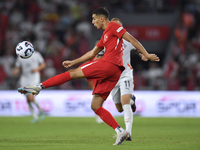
[26, 95, 34, 102]
[68, 68, 85, 79]
[27, 98, 34, 103]
[91, 103, 102, 111]
[91, 104, 98, 111]
[117, 108, 123, 113]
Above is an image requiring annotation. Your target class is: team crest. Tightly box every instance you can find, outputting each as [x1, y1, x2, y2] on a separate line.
[104, 34, 108, 42]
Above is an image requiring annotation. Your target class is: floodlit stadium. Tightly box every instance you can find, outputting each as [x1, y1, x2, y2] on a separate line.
[0, 0, 200, 149]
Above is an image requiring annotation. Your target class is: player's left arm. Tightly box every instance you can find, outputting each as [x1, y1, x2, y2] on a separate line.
[13, 67, 21, 76]
[122, 32, 159, 62]
[63, 46, 103, 68]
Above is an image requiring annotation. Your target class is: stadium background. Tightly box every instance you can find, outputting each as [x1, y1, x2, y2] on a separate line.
[0, 0, 200, 117]
[0, 1, 200, 149]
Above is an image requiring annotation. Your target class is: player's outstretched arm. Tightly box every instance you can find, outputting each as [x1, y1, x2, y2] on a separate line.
[133, 50, 148, 61]
[139, 53, 148, 61]
[62, 46, 103, 68]
[122, 32, 160, 62]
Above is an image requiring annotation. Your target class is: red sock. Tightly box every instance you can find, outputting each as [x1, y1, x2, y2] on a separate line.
[95, 107, 119, 129]
[42, 72, 71, 88]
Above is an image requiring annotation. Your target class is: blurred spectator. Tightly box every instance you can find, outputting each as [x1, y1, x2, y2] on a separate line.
[18, 16, 34, 39]
[174, 20, 188, 46]
[186, 74, 197, 90]
[43, 59, 57, 80]
[145, 62, 164, 90]
[0, 8, 9, 53]
[164, 57, 179, 79]
[172, 40, 185, 59]
[195, 58, 200, 87]
[76, 16, 93, 41]
[191, 29, 200, 49]
[76, 34, 90, 57]
[177, 64, 188, 88]
[134, 64, 147, 90]
[167, 76, 180, 90]
[27, 0, 41, 23]
[70, 1, 82, 21]
[9, 7, 24, 26]
[5, 24, 20, 46]
[0, 49, 16, 89]
[182, 8, 195, 28]
[182, 8, 196, 40]
[0, 0, 200, 91]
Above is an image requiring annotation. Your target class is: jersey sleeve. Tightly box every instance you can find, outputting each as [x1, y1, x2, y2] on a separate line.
[96, 38, 104, 48]
[110, 22, 126, 38]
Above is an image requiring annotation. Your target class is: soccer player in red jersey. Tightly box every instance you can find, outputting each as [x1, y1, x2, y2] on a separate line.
[18, 7, 160, 145]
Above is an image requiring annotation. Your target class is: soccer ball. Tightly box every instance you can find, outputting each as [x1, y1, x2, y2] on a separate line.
[16, 41, 34, 59]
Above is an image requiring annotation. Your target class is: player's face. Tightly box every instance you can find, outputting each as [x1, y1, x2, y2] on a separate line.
[92, 14, 102, 29]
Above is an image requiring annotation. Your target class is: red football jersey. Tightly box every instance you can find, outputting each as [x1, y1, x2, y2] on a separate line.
[96, 22, 126, 68]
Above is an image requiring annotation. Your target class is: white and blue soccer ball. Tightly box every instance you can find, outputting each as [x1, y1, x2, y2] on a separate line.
[16, 41, 34, 59]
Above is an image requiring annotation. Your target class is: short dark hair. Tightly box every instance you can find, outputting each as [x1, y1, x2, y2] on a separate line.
[92, 7, 109, 19]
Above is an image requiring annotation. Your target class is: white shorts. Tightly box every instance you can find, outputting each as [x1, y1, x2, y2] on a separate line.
[20, 75, 40, 87]
[110, 76, 134, 104]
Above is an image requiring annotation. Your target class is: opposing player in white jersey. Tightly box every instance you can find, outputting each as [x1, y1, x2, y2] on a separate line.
[96, 18, 148, 140]
[13, 50, 46, 123]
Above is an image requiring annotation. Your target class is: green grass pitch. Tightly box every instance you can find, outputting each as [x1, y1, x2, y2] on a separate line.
[0, 116, 199, 150]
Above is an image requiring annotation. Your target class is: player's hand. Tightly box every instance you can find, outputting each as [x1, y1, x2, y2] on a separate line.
[139, 53, 148, 61]
[31, 68, 38, 72]
[13, 69, 19, 76]
[147, 54, 160, 62]
[62, 60, 74, 68]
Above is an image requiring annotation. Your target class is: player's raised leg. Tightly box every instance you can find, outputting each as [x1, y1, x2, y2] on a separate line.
[18, 67, 84, 95]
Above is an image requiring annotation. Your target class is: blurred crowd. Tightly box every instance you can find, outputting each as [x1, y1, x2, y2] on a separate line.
[134, 0, 200, 91]
[165, 4, 200, 91]
[0, 0, 200, 90]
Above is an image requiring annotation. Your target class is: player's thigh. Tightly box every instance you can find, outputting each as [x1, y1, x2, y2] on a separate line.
[68, 67, 85, 79]
[81, 60, 121, 81]
[119, 77, 134, 104]
[119, 77, 134, 96]
[20, 76, 40, 87]
[110, 86, 121, 104]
